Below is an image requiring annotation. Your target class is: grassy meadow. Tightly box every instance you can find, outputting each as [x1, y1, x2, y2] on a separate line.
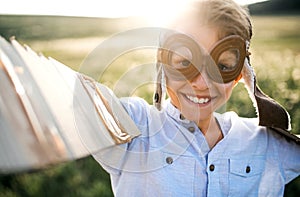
[0, 15, 299, 196]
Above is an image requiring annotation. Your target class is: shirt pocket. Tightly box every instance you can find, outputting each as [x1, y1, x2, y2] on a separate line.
[228, 157, 266, 196]
[146, 153, 196, 197]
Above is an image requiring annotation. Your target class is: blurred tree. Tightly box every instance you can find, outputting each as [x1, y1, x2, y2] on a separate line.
[249, 0, 300, 15]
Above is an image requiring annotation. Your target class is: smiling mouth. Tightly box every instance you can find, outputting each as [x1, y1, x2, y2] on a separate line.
[186, 95, 211, 104]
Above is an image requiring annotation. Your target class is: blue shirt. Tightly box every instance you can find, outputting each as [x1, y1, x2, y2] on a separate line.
[93, 97, 300, 197]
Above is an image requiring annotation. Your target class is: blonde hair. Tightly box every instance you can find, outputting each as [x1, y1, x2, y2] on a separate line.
[172, 0, 252, 41]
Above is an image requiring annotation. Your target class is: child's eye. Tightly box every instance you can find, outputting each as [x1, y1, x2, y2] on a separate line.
[169, 47, 193, 69]
[218, 63, 230, 71]
[181, 59, 191, 67]
[217, 49, 239, 72]
[170, 53, 192, 69]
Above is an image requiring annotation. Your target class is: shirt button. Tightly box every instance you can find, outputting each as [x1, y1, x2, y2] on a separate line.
[179, 114, 185, 120]
[166, 157, 173, 164]
[188, 127, 195, 133]
[209, 164, 215, 172]
[246, 166, 251, 173]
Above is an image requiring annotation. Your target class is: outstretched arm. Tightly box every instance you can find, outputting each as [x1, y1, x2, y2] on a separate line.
[0, 36, 140, 174]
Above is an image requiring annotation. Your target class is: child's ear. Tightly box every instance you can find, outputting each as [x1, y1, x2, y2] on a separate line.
[234, 73, 242, 85]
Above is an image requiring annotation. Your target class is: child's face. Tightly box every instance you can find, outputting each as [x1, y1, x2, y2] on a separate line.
[166, 25, 236, 124]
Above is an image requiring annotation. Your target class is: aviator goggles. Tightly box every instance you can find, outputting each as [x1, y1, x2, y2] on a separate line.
[158, 33, 248, 83]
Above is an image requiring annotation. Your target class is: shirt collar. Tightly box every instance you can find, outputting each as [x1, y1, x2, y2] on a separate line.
[164, 99, 232, 136]
[164, 99, 192, 124]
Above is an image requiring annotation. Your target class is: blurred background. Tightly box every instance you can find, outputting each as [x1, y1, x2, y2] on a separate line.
[0, 0, 299, 196]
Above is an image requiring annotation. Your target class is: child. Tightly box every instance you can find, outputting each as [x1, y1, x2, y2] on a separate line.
[90, 0, 300, 196]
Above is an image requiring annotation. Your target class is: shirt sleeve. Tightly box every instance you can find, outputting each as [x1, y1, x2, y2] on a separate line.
[119, 97, 151, 132]
[272, 130, 300, 183]
[92, 97, 150, 175]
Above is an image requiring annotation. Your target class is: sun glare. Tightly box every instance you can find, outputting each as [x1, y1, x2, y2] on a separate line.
[140, 0, 269, 26]
[0, 0, 268, 19]
[141, 0, 195, 26]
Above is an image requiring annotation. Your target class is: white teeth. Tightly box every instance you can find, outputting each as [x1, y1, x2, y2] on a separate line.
[186, 95, 210, 104]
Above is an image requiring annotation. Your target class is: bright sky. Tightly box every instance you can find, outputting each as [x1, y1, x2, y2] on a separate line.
[0, 0, 268, 18]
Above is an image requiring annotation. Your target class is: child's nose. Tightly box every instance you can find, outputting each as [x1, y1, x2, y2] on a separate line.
[190, 70, 211, 90]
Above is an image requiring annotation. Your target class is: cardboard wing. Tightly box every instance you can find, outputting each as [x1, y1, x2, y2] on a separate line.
[0, 36, 141, 173]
